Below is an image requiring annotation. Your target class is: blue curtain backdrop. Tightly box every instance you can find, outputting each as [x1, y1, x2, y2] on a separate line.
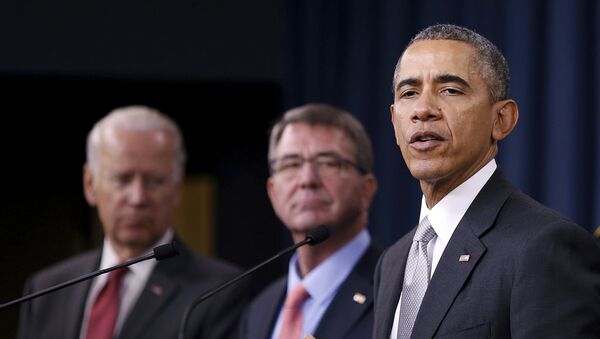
[283, 0, 600, 246]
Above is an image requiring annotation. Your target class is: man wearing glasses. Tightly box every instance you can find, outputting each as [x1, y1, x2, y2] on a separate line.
[239, 103, 382, 339]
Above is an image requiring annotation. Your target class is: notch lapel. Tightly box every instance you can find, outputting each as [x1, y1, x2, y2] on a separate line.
[410, 225, 486, 339]
[315, 245, 381, 338]
[373, 233, 413, 339]
[254, 279, 287, 339]
[64, 252, 100, 339]
[117, 259, 181, 338]
[410, 170, 513, 338]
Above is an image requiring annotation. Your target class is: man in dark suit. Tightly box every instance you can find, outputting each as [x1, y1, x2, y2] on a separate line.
[18, 105, 246, 339]
[373, 24, 600, 339]
[240, 104, 381, 339]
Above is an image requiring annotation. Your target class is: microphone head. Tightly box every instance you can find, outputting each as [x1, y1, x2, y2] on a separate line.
[305, 225, 330, 245]
[153, 242, 180, 260]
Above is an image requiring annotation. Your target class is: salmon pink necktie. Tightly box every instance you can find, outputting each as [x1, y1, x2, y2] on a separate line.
[278, 284, 309, 339]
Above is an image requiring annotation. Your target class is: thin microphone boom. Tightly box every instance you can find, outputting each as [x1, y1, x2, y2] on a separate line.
[177, 225, 330, 339]
[0, 242, 179, 311]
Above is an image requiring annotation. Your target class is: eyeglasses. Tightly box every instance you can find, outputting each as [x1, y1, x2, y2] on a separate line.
[269, 153, 367, 179]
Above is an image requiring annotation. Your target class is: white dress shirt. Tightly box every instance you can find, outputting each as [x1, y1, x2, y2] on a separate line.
[79, 228, 174, 339]
[389, 160, 497, 339]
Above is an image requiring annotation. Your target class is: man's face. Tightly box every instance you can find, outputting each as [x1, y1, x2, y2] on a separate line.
[84, 127, 181, 256]
[391, 40, 499, 191]
[267, 124, 375, 237]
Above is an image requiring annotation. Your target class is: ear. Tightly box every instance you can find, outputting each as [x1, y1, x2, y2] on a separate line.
[172, 178, 183, 206]
[266, 177, 275, 203]
[83, 164, 98, 206]
[361, 174, 378, 210]
[390, 104, 401, 144]
[492, 100, 519, 141]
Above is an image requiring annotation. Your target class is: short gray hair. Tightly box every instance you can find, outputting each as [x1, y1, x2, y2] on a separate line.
[393, 24, 510, 102]
[86, 105, 186, 179]
[268, 103, 374, 173]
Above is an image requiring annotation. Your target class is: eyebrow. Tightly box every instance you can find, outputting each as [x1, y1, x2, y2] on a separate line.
[436, 74, 471, 89]
[395, 73, 471, 92]
[277, 151, 342, 160]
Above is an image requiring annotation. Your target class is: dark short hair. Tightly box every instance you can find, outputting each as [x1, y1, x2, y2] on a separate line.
[268, 103, 374, 173]
[393, 24, 510, 102]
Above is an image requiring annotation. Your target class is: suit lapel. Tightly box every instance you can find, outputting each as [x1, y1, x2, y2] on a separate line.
[315, 245, 381, 338]
[375, 231, 413, 338]
[65, 252, 101, 339]
[411, 224, 486, 339]
[254, 279, 287, 339]
[411, 170, 513, 338]
[117, 251, 184, 338]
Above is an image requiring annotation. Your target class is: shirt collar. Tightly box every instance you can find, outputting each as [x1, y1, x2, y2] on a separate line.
[419, 159, 497, 243]
[287, 229, 370, 303]
[99, 228, 174, 277]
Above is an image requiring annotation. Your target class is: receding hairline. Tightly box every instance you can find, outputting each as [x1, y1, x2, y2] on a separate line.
[392, 24, 510, 102]
[393, 40, 481, 89]
[86, 105, 186, 177]
[268, 103, 374, 174]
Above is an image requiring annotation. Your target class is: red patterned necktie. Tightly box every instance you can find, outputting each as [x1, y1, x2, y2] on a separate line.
[85, 267, 128, 339]
[278, 284, 309, 339]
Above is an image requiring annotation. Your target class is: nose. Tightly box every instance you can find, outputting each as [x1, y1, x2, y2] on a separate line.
[296, 160, 321, 188]
[412, 90, 441, 122]
[127, 177, 149, 206]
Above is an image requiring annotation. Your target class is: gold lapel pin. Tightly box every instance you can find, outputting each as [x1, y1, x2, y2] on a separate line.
[353, 292, 367, 304]
[459, 254, 470, 262]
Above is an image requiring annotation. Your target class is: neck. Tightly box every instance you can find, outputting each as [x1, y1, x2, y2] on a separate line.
[421, 150, 495, 208]
[110, 242, 149, 261]
[293, 225, 363, 277]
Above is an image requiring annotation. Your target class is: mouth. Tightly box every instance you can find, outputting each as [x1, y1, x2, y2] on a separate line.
[292, 193, 331, 211]
[409, 131, 444, 150]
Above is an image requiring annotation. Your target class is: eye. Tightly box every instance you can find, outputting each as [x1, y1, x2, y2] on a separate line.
[146, 175, 167, 188]
[441, 87, 462, 96]
[113, 174, 133, 187]
[399, 89, 418, 99]
[314, 156, 342, 169]
[278, 159, 303, 172]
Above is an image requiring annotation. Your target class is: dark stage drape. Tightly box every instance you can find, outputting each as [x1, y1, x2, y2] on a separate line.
[283, 0, 600, 245]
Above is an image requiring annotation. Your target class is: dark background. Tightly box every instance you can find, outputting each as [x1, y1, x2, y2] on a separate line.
[2, 0, 599, 337]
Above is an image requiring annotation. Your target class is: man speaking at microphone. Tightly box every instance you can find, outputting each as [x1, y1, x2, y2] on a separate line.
[239, 103, 382, 339]
[18, 106, 246, 339]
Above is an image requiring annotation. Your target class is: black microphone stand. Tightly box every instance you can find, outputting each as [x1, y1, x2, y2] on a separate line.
[0, 242, 179, 311]
[177, 225, 329, 339]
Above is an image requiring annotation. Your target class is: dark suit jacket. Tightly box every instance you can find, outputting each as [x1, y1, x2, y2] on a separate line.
[239, 244, 382, 339]
[17, 240, 248, 339]
[373, 170, 600, 339]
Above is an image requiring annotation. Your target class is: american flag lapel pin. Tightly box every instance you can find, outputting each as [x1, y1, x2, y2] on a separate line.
[459, 254, 470, 262]
[150, 284, 164, 296]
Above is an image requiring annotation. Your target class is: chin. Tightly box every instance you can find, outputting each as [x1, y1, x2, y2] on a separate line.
[407, 160, 446, 181]
[288, 220, 324, 233]
[118, 232, 155, 248]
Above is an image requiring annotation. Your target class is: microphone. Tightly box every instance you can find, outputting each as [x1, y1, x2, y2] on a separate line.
[177, 225, 330, 339]
[0, 241, 180, 311]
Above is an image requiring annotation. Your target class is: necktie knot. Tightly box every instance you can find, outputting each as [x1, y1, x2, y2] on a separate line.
[414, 216, 436, 243]
[284, 284, 309, 309]
[109, 267, 129, 283]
